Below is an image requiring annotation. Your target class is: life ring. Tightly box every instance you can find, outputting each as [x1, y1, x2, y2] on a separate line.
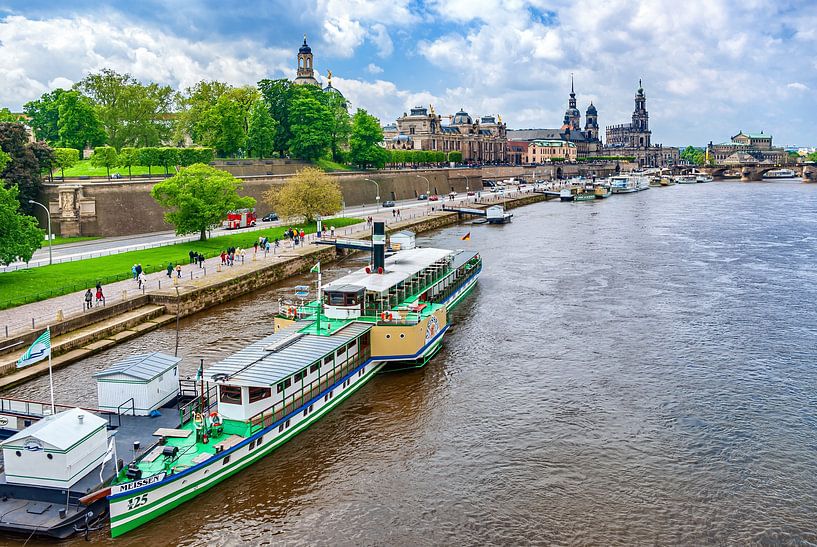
[380, 311, 393, 322]
[209, 412, 222, 426]
[193, 412, 204, 429]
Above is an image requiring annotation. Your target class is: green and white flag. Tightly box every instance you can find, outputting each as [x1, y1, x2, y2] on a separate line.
[17, 329, 51, 368]
[310, 262, 320, 274]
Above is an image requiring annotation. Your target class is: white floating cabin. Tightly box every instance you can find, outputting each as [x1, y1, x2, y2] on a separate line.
[486, 205, 513, 224]
[0, 408, 107, 488]
[389, 231, 416, 250]
[95, 353, 180, 416]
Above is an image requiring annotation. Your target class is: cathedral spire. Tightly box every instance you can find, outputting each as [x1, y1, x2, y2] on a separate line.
[571, 73, 575, 95]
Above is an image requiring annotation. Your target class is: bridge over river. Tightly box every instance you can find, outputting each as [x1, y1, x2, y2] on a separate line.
[673, 163, 816, 182]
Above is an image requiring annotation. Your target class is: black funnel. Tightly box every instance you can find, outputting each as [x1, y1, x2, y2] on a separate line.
[372, 221, 385, 273]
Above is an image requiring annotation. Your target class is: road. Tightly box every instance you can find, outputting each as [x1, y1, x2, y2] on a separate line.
[4, 187, 522, 271]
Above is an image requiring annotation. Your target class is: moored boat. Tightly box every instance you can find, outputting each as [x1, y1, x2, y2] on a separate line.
[763, 168, 796, 179]
[674, 174, 697, 184]
[696, 174, 714, 183]
[559, 188, 574, 201]
[609, 174, 650, 193]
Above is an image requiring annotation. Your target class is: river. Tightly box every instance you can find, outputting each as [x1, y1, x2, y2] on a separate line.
[14, 179, 817, 545]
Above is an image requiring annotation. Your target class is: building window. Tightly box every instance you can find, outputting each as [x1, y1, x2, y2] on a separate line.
[220, 385, 242, 404]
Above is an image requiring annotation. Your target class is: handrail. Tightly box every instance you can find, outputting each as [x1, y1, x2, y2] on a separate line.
[112, 397, 135, 429]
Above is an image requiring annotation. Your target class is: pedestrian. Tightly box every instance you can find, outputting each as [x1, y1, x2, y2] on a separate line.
[253, 241, 258, 255]
[300, 230, 305, 242]
[136, 263, 143, 277]
[392, 209, 395, 219]
[188, 250, 195, 264]
[265, 241, 270, 256]
[240, 248, 246, 263]
[84, 289, 93, 310]
[220, 251, 226, 265]
[131, 264, 137, 279]
[397, 209, 401, 219]
[166, 262, 173, 278]
[95, 281, 102, 293]
[176, 264, 182, 278]
[330, 225, 335, 238]
[96, 286, 105, 306]
[137, 271, 145, 289]
[199, 253, 205, 267]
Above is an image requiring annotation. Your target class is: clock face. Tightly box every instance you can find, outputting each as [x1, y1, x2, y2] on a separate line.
[425, 315, 440, 341]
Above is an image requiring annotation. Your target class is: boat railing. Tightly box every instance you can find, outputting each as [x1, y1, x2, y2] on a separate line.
[178, 384, 218, 426]
[247, 349, 371, 434]
[0, 395, 110, 419]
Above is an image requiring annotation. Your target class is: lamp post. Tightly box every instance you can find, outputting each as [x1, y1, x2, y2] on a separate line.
[28, 200, 52, 265]
[416, 174, 431, 197]
[364, 178, 380, 208]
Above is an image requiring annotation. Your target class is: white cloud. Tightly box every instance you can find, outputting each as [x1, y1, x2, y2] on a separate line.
[786, 82, 809, 91]
[366, 63, 383, 74]
[0, 14, 291, 109]
[369, 23, 394, 57]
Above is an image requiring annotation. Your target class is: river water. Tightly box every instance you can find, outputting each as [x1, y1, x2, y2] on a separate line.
[13, 180, 817, 546]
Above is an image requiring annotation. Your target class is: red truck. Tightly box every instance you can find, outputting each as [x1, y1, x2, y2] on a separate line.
[224, 209, 257, 230]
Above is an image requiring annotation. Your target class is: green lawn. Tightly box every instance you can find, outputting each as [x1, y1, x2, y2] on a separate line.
[54, 160, 173, 179]
[47, 236, 101, 246]
[315, 158, 353, 172]
[0, 218, 362, 310]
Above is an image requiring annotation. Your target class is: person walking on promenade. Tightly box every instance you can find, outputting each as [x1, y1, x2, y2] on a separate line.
[188, 250, 195, 264]
[299, 230, 305, 244]
[330, 225, 335, 238]
[240, 248, 246, 263]
[95, 286, 105, 306]
[137, 271, 145, 289]
[84, 289, 93, 310]
[264, 240, 270, 257]
[132, 264, 138, 279]
[198, 253, 205, 267]
[135, 263, 143, 277]
[166, 263, 173, 278]
[220, 250, 226, 265]
[253, 241, 258, 256]
[175, 264, 182, 278]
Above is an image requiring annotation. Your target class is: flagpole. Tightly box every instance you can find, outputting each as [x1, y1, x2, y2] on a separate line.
[47, 326, 55, 414]
[316, 263, 322, 334]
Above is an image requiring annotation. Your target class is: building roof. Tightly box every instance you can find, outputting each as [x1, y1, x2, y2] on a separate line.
[94, 352, 180, 382]
[586, 102, 597, 115]
[206, 322, 372, 388]
[324, 247, 453, 294]
[531, 139, 576, 148]
[452, 110, 472, 125]
[441, 126, 461, 134]
[0, 408, 106, 451]
[299, 37, 312, 54]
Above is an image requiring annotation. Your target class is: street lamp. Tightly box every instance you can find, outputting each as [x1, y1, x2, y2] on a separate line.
[28, 200, 52, 265]
[416, 174, 431, 196]
[364, 178, 380, 208]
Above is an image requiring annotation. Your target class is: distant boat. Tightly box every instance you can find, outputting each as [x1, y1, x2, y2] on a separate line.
[660, 176, 675, 186]
[609, 174, 650, 193]
[763, 168, 796, 179]
[559, 188, 574, 202]
[674, 175, 697, 184]
[696, 174, 714, 183]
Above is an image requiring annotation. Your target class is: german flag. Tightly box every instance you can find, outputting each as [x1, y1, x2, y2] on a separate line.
[461, 232, 471, 241]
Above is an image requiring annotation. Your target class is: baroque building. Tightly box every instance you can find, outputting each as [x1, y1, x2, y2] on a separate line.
[706, 131, 787, 164]
[293, 35, 319, 86]
[507, 77, 601, 159]
[603, 80, 679, 167]
[383, 106, 508, 163]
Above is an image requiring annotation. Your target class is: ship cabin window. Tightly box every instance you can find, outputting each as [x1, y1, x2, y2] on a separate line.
[248, 387, 271, 403]
[310, 363, 320, 373]
[276, 378, 292, 393]
[294, 370, 307, 382]
[220, 385, 242, 404]
[323, 355, 333, 366]
[324, 287, 364, 307]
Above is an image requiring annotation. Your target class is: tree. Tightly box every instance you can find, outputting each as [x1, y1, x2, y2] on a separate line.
[0, 183, 44, 265]
[157, 147, 179, 174]
[56, 90, 107, 152]
[90, 146, 119, 179]
[198, 95, 246, 156]
[151, 163, 255, 241]
[324, 92, 351, 162]
[137, 147, 161, 176]
[808, 152, 817, 162]
[681, 145, 706, 165]
[247, 99, 277, 158]
[0, 123, 46, 212]
[118, 147, 138, 179]
[257, 79, 294, 156]
[75, 68, 173, 149]
[288, 92, 331, 161]
[172, 80, 232, 146]
[53, 148, 80, 180]
[350, 109, 387, 169]
[23, 89, 67, 144]
[178, 147, 215, 167]
[29, 141, 56, 182]
[448, 151, 463, 163]
[0, 109, 20, 123]
[264, 167, 342, 223]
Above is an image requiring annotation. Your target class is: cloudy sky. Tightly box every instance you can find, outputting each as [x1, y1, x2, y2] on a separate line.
[0, 0, 815, 146]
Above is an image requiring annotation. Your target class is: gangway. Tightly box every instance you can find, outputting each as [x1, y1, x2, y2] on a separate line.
[314, 238, 374, 252]
[532, 189, 562, 199]
[441, 205, 487, 218]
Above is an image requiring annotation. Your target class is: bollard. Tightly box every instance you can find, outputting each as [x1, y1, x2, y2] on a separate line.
[190, 271, 193, 280]
[159, 280, 162, 289]
[173, 277, 178, 286]
[32, 318, 35, 329]
[217, 264, 222, 272]
[56, 309, 64, 322]
[4, 325, 7, 338]
[203, 267, 206, 276]
[142, 285, 145, 294]
[122, 290, 127, 300]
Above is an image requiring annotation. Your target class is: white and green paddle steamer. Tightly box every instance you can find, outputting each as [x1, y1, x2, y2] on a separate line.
[102, 224, 480, 537]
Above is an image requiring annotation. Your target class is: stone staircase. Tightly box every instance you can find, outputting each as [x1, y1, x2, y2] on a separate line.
[0, 305, 175, 390]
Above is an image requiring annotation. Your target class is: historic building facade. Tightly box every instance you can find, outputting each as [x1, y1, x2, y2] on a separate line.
[506, 78, 601, 160]
[525, 140, 577, 163]
[383, 106, 508, 163]
[706, 131, 787, 164]
[603, 81, 679, 167]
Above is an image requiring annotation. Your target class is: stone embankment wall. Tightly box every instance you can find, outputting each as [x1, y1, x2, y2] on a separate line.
[36, 163, 616, 237]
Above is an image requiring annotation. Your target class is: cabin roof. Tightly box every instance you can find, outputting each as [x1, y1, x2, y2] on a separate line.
[206, 322, 372, 388]
[0, 408, 106, 451]
[323, 247, 453, 294]
[94, 352, 180, 381]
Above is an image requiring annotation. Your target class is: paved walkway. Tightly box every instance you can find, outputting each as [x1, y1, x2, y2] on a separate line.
[0, 190, 531, 340]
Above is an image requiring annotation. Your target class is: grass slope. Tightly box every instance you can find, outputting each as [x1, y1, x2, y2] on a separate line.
[56, 160, 170, 178]
[0, 218, 361, 310]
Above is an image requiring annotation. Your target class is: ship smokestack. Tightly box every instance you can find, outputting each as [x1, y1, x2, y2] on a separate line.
[372, 221, 385, 273]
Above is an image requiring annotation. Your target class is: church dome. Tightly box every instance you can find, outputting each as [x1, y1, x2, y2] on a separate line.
[299, 37, 312, 54]
[565, 107, 580, 118]
[323, 83, 344, 98]
[586, 102, 597, 115]
[452, 110, 472, 125]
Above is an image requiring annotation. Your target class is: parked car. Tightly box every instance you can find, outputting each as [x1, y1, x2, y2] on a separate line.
[417, 194, 428, 200]
[262, 212, 279, 222]
[428, 195, 440, 202]
[382, 200, 396, 207]
[467, 191, 476, 196]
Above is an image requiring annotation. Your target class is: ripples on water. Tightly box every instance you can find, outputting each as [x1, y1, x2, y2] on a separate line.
[16, 181, 817, 546]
